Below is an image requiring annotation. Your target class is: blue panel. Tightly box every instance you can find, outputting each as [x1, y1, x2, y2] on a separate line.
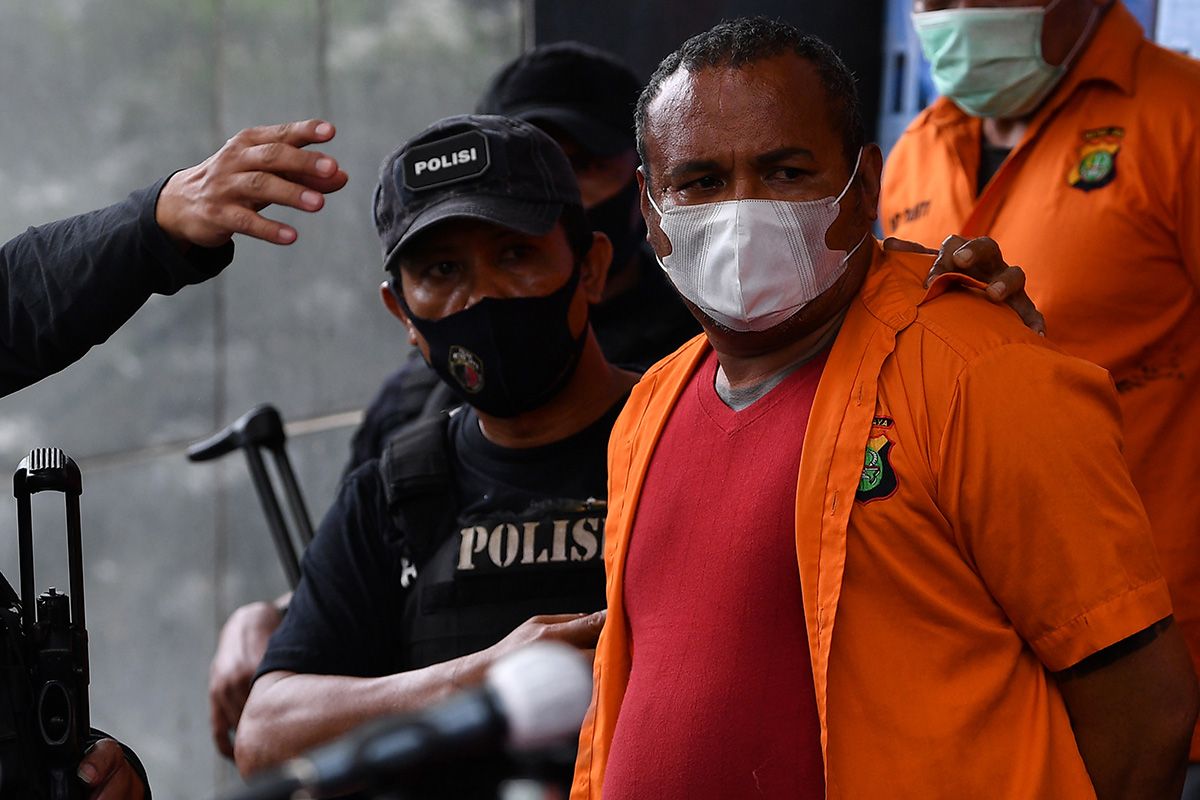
[879, 0, 931, 154]
[1123, 0, 1157, 34]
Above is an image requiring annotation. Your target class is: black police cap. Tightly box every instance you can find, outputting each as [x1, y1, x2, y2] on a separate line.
[476, 42, 641, 157]
[374, 114, 582, 272]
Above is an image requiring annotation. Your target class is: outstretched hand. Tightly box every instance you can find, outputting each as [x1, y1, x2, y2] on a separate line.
[155, 119, 350, 250]
[883, 234, 1046, 335]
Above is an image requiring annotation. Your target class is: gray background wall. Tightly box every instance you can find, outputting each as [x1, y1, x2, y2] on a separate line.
[0, 1, 522, 797]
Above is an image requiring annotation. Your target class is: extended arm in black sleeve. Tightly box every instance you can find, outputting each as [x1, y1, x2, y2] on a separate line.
[0, 177, 233, 397]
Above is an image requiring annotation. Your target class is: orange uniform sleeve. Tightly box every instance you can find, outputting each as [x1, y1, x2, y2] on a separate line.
[937, 343, 1173, 672]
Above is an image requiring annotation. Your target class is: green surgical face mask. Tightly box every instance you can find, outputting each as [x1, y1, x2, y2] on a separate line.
[911, 0, 1091, 119]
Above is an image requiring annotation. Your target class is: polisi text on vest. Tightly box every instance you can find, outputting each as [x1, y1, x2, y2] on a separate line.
[413, 147, 480, 176]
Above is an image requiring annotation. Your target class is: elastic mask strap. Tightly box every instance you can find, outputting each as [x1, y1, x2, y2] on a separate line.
[842, 231, 870, 264]
[833, 147, 869, 262]
[644, 174, 667, 218]
[1053, 0, 1102, 71]
[391, 280, 414, 317]
[834, 147, 865, 205]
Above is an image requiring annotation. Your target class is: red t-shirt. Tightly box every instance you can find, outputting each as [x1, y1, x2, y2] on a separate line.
[602, 348, 826, 799]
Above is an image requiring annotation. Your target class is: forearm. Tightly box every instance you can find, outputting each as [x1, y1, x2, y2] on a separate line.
[236, 652, 492, 775]
[0, 179, 230, 396]
[1070, 704, 1193, 799]
[1058, 619, 1199, 799]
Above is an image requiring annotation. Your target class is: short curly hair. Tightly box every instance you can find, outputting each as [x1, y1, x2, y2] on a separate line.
[635, 17, 865, 176]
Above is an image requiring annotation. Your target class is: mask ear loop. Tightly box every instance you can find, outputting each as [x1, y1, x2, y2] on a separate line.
[833, 146, 870, 263]
[834, 146, 865, 205]
[641, 167, 668, 218]
[1048, 0, 1102, 72]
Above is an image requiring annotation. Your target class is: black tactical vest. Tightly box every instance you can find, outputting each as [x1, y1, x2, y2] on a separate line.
[377, 412, 607, 672]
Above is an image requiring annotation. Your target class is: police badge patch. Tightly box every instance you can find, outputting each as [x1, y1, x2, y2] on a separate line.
[448, 345, 484, 394]
[1067, 127, 1123, 192]
[857, 416, 898, 504]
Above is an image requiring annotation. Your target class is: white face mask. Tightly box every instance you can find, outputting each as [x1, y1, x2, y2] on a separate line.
[647, 148, 867, 333]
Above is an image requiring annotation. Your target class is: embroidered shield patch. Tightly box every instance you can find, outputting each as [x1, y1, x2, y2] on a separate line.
[1067, 127, 1123, 192]
[448, 345, 484, 394]
[857, 416, 898, 503]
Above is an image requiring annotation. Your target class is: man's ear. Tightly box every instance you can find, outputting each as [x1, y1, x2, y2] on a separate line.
[859, 143, 884, 224]
[638, 166, 672, 258]
[580, 232, 613, 304]
[636, 166, 650, 233]
[379, 280, 419, 346]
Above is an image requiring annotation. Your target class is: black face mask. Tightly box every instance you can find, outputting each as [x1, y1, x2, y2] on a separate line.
[587, 176, 645, 281]
[397, 266, 587, 418]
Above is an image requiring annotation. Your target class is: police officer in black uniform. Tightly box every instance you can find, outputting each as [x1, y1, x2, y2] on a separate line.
[206, 45, 699, 758]
[234, 115, 637, 797]
[344, 41, 698, 472]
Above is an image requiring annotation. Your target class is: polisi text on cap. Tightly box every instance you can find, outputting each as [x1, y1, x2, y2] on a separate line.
[415, 147, 479, 176]
[402, 129, 492, 192]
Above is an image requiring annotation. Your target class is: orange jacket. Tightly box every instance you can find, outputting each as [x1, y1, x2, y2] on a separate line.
[572, 245, 1171, 799]
[882, 3, 1200, 755]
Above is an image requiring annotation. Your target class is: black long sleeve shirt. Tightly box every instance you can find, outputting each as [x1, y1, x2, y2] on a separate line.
[0, 178, 233, 397]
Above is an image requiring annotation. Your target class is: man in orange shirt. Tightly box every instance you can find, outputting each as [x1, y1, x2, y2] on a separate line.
[881, 0, 1200, 785]
[573, 17, 1197, 800]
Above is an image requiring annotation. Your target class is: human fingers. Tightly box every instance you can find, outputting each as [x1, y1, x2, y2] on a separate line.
[227, 170, 330, 215]
[209, 662, 251, 758]
[1004, 288, 1047, 336]
[233, 141, 342, 187]
[527, 612, 601, 625]
[90, 764, 144, 800]
[881, 236, 937, 255]
[210, 601, 281, 736]
[963, 263, 1046, 334]
[78, 739, 124, 791]
[155, 165, 299, 247]
[156, 124, 347, 248]
[210, 696, 237, 759]
[544, 610, 607, 649]
[981, 264, 1026, 301]
[925, 234, 970, 287]
[948, 236, 1006, 283]
[219, 669, 254, 725]
[210, 203, 300, 246]
[229, 119, 337, 149]
[279, 167, 350, 196]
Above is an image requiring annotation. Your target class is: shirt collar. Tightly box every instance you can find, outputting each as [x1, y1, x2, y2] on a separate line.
[1048, 1, 1142, 101]
[857, 241, 996, 333]
[856, 242, 922, 330]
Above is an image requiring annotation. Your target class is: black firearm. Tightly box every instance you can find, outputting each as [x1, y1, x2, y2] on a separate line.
[0, 448, 90, 799]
